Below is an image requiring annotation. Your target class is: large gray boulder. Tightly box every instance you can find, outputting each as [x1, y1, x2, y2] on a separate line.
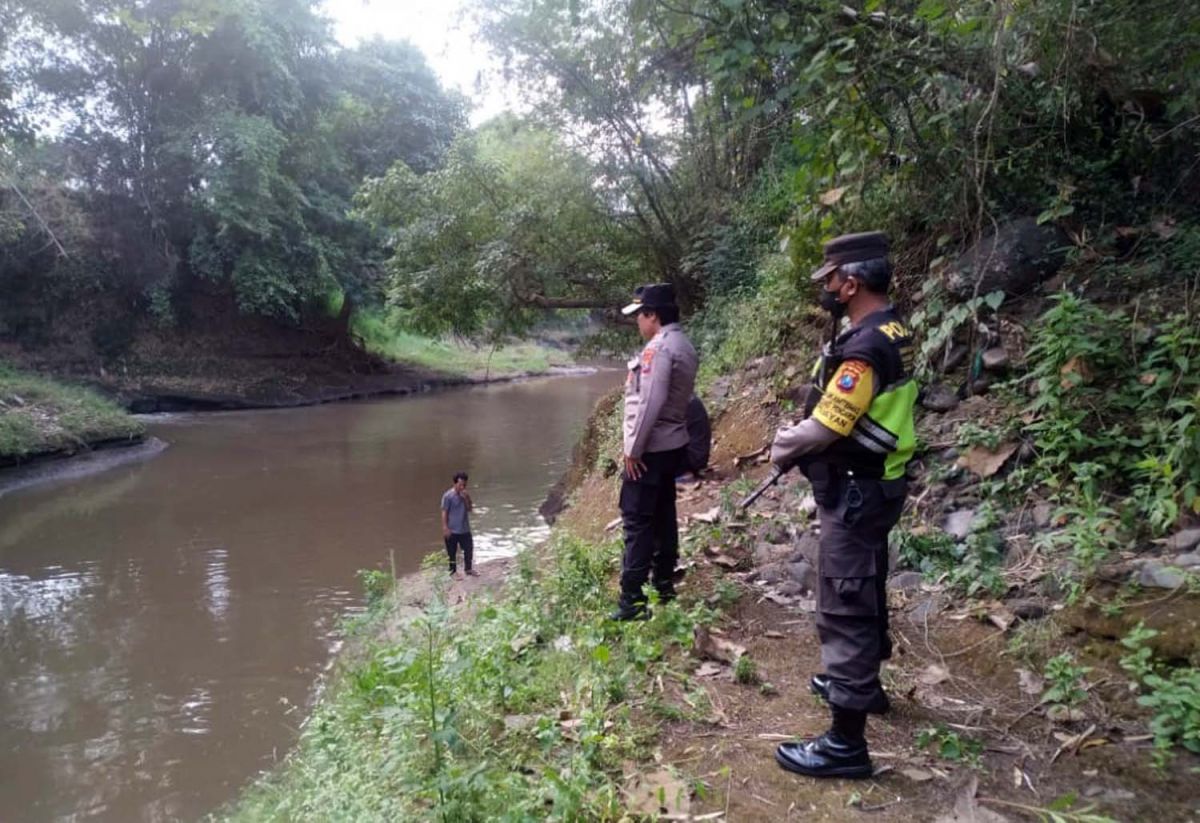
[946, 218, 1068, 300]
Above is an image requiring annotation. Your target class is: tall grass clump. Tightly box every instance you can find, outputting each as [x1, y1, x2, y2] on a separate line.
[0, 363, 143, 460]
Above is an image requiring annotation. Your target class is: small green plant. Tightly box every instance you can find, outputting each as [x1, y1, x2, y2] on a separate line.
[712, 578, 742, 609]
[909, 283, 1005, 380]
[733, 654, 758, 685]
[357, 568, 394, 609]
[916, 725, 982, 766]
[956, 420, 1006, 451]
[894, 504, 1005, 597]
[1119, 622, 1200, 764]
[1040, 652, 1092, 709]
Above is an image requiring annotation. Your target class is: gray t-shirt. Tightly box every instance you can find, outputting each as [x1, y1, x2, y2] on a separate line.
[441, 488, 471, 534]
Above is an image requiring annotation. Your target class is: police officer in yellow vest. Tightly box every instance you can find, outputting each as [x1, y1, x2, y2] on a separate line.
[769, 231, 917, 779]
[613, 283, 699, 621]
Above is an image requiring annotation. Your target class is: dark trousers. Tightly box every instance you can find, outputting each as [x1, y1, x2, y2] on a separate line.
[445, 532, 474, 573]
[619, 447, 685, 599]
[815, 475, 906, 714]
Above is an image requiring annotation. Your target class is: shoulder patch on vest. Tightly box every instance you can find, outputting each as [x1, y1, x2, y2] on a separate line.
[876, 320, 909, 342]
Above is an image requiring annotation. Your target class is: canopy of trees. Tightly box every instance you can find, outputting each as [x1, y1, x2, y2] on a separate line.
[1, 0, 464, 347]
[2, 0, 1197, 353]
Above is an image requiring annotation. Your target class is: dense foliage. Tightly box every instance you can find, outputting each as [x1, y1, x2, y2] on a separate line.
[0, 0, 464, 345]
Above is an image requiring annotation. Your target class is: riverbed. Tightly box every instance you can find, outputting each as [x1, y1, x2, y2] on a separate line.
[0, 371, 618, 822]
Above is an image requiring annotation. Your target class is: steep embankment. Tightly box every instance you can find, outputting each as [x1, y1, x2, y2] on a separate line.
[550, 345, 1200, 821]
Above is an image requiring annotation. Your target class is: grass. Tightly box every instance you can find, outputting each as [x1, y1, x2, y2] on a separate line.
[352, 310, 575, 379]
[0, 363, 144, 462]
[222, 537, 720, 822]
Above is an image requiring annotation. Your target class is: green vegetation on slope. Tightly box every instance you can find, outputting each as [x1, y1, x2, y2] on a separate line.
[227, 540, 712, 820]
[352, 310, 575, 378]
[0, 364, 144, 462]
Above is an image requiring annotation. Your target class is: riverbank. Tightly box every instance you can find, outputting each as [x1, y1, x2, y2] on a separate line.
[0, 340, 593, 472]
[221, 340, 1200, 821]
[0, 364, 145, 468]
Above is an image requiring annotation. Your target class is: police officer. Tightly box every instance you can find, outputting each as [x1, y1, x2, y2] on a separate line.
[769, 232, 917, 779]
[613, 283, 699, 621]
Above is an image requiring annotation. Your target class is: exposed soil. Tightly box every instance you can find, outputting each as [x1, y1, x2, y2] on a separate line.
[641, 473, 1199, 822]
[550, 356, 1200, 822]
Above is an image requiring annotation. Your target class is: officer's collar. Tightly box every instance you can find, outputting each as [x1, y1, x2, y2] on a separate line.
[844, 305, 895, 334]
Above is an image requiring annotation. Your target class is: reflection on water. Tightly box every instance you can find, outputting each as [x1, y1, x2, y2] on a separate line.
[0, 372, 617, 822]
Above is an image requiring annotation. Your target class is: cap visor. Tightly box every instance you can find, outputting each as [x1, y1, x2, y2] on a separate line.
[810, 261, 838, 282]
[621, 302, 642, 316]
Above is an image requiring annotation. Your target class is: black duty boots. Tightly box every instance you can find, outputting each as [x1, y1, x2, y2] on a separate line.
[775, 707, 873, 779]
[609, 593, 650, 621]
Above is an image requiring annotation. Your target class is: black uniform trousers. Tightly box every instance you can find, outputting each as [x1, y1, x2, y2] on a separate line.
[619, 447, 685, 599]
[815, 473, 906, 714]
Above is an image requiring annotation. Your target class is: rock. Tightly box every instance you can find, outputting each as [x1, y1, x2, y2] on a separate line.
[747, 355, 777, 376]
[943, 342, 969, 372]
[982, 347, 1009, 371]
[1032, 503, 1053, 528]
[710, 377, 733, 398]
[1165, 527, 1200, 552]
[1083, 786, 1136, 803]
[1138, 561, 1186, 590]
[1009, 598, 1049, 621]
[791, 531, 820, 565]
[945, 217, 1069, 299]
[890, 571, 924, 592]
[753, 541, 792, 567]
[944, 509, 978, 540]
[909, 595, 944, 625]
[970, 376, 993, 395]
[756, 563, 785, 584]
[776, 580, 807, 597]
[795, 493, 817, 517]
[938, 447, 960, 463]
[787, 560, 816, 591]
[1172, 552, 1200, 569]
[758, 521, 789, 544]
[921, 382, 960, 413]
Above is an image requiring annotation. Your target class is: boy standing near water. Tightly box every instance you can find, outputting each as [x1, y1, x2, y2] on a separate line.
[441, 472, 476, 579]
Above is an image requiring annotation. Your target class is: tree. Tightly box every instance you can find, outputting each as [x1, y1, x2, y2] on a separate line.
[356, 115, 641, 338]
[1, 0, 468, 340]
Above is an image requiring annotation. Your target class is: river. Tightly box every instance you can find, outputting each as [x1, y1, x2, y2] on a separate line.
[0, 371, 618, 822]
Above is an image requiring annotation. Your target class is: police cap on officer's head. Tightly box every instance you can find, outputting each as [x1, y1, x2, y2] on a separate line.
[621, 283, 677, 316]
[810, 231, 890, 282]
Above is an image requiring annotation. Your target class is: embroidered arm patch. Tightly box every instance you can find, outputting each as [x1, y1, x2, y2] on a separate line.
[812, 360, 875, 436]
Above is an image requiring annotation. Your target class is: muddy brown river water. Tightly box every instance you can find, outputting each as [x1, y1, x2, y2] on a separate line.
[0, 371, 618, 822]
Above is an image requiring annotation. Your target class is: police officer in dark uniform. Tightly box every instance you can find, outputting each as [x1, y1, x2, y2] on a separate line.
[768, 232, 917, 779]
[612, 283, 699, 621]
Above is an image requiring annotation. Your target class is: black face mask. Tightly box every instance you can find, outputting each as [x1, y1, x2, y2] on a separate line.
[819, 288, 846, 318]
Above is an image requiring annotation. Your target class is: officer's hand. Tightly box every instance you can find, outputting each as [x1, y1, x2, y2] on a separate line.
[624, 454, 647, 480]
[442, 526, 451, 539]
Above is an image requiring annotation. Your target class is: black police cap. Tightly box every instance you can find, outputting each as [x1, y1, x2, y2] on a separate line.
[810, 231, 890, 281]
[621, 283, 677, 315]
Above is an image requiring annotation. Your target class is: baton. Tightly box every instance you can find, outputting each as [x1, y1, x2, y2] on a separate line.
[738, 465, 785, 510]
